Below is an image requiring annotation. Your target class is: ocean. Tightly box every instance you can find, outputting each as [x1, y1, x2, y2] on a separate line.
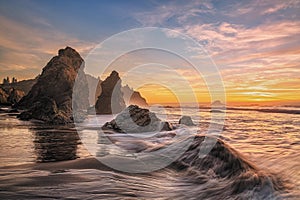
[0, 106, 299, 199]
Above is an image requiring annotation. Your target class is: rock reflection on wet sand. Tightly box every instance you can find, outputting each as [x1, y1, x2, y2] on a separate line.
[32, 127, 81, 162]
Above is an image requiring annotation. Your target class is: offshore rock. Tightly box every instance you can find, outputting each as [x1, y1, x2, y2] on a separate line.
[16, 46, 89, 124]
[179, 116, 195, 126]
[122, 85, 148, 108]
[95, 71, 125, 114]
[102, 105, 173, 133]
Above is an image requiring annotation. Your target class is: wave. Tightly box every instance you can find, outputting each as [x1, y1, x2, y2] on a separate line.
[102, 132, 286, 199]
[168, 134, 285, 199]
[157, 104, 300, 115]
[227, 107, 300, 115]
[0, 130, 286, 199]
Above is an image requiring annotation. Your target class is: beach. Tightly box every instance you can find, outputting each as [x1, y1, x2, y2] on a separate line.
[0, 106, 299, 199]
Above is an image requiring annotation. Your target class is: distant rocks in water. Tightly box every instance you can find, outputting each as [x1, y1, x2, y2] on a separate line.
[102, 105, 173, 133]
[211, 100, 226, 113]
[211, 100, 225, 109]
[122, 85, 148, 108]
[179, 116, 195, 126]
[16, 46, 89, 124]
[0, 87, 25, 106]
[84, 70, 149, 113]
[95, 71, 125, 114]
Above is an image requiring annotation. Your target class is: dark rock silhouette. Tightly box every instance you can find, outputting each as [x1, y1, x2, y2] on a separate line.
[122, 85, 148, 108]
[16, 46, 89, 124]
[18, 96, 71, 124]
[0, 78, 37, 95]
[179, 116, 195, 126]
[0, 87, 25, 105]
[102, 105, 173, 133]
[7, 88, 25, 105]
[0, 87, 9, 105]
[95, 71, 125, 114]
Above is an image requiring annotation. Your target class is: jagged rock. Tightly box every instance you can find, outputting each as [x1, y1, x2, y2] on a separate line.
[102, 105, 173, 133]
[95, 71, 125, 114]
[179, 116, 195, 126]
[0, 87, 9, 105]
[122, 85, 148, 108]
[1, 78, 37, 95]
[16, 46, 89, 124]
[86, 74, 102, 106]
[18, 97, 62, 123]
[7, 88, 25, 105]
[0, 87, 25, 105]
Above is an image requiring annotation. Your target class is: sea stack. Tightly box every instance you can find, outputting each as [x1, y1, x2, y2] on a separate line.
[16, 46, 89, 124]
[122, 85, 148, 108]
[95, 71, 125, 114]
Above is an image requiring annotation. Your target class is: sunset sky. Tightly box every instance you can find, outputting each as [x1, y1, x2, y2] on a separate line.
[0, 0, 299, 105]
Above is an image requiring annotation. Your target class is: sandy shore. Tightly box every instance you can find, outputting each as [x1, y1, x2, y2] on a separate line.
[0, 157, 113, 172]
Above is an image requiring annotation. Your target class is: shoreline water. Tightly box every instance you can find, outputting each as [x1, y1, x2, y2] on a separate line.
[0, 106, 299, 199]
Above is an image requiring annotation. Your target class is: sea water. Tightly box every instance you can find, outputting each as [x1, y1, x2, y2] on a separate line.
[0, 106, 299, 199]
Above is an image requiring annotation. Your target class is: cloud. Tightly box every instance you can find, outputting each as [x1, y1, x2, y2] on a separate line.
[133, 0, 214, 26]
[0, 15, 96, 80]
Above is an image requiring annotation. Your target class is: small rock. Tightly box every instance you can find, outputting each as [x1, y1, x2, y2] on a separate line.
[179, 116, 195, 126]
[102, 105, 174, 133]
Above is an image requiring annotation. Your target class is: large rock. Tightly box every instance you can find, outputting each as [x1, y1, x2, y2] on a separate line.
[18, 96, 72, 124]
[122, 85, 148, 108]
[102, 105, 173, 133]
[95, 71, 125, 114]
[16, 46, 89, 124]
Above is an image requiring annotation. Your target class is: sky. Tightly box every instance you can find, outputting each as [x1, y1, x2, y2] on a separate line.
[0, 0, 299, 105]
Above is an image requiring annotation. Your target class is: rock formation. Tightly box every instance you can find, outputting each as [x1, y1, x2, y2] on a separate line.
[0, 78, 37, 95]
[122, 85, 148, 108]
[179, 116, 195, 126]
[85, 74, 102, 106]
[0, 87, 25, 105]
[7, 88, 25, 105]
[102, 105, 173, 133]
[0, 87, 9, 105]
[211, 100, 225, 109]
[95, 71, 125, 114]
[16, 46, 89, 124]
